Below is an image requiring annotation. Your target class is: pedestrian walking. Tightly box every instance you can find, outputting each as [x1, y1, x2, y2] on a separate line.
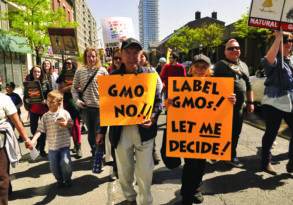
[24, 66, 51, 157]
[167, 54, 236, 205]
[260, 31, 293, 175]
[213, 38, 254, 167]
[57, 59, 82, 159]
[108, 38, 162, 205]
[42, 60, 59, 90]
[71, 48, 108, 169]
[31, 90, 73, 187]
[139, 50, 163, 165]
[0, 92, 33, 205]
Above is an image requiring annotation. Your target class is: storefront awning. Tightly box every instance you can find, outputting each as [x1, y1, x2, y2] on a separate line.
[0, 33, 32, 54]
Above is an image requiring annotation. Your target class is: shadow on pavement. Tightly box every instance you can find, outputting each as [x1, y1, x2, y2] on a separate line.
[153, 152, 293, 204]
[15, 156, 93, 179]
[9, 174, 109, 204]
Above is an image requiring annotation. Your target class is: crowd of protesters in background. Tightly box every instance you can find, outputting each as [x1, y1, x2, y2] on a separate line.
[0, 32, 292, 205]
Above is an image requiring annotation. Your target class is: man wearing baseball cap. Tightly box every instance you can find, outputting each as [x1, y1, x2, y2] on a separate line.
[107, 37, 162, 205]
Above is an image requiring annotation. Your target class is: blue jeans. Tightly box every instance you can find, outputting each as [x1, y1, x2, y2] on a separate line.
[48, 147, 72, 182]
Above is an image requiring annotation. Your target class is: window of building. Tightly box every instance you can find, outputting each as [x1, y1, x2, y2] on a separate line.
[12, 53, 23, 87]
[4, 53, 13, 84]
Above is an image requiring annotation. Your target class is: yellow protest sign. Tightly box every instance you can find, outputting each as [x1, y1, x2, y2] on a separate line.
[98, 73, 158, 126]
[166, 77, 234, 161]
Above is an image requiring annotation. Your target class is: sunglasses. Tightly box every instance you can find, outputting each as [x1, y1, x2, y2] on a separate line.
[226, 46, 240, 51]
[65, 62, 72, 65]
[284, 39, 293, 44]
[113, 56, 121, 60]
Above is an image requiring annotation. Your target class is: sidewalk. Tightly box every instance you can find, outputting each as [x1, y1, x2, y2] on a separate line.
[9, 114, 293, 205]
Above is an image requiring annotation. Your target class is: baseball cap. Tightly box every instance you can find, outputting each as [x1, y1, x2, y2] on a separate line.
[159, 57, 167, 63]
[193, 54, 211, 66]
[121, 38, 143, 50]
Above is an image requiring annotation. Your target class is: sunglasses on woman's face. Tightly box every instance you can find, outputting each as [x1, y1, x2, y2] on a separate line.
[226, 46, 240, 51]
[65, 62, 72, 65]
[113, 56, 121, 61]
[283, 38, 293, 44]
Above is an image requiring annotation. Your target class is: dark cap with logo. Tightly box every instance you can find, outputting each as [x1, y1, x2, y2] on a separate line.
[193, 54, 211, 66]
[121, 38, 143, 50]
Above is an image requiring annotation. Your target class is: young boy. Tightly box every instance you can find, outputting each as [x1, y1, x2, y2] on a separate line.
[6, 82, 23, 117]
[31, 90, 73, 187]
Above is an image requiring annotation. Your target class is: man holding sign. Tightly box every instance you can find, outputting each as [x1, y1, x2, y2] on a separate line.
[105, 38, 162, 205]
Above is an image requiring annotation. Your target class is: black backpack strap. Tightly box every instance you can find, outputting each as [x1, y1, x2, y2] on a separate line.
[80, 69, 99, 95]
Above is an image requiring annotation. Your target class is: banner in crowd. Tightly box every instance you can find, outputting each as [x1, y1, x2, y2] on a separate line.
[101, 17, 135, 58]
[62, 69, 75, 86]
[98, 73, 158, 126]
[249, 0, 293, 31]
[23, 81, 44, 104]
[166, 77, 233, 161]
[48, 28, 79, 55]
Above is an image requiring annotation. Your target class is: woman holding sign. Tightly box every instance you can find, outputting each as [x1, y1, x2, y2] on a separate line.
[171, 54, 236, 205]
[260, 31, 293, 175]
[57, 59, 82, 159]
[24, 66, 51, 157]
[71, 48, 108, 172]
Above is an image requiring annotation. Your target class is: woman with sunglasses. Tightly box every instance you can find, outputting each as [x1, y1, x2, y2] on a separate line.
[260, 31, 293, 175]
[108, 48, 122, 73]
[213, 38, 254, 168]
[57, 59, 82, 158]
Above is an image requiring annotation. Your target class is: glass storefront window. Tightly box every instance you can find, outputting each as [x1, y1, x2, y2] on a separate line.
[12, 53, 23, 87]
[5, 53, 13, 84]
[0, 52, 5, 91]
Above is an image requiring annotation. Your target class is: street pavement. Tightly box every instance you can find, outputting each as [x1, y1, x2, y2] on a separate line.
[8, 113, 293, 205]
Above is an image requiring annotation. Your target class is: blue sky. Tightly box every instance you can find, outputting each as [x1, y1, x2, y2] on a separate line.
[86, 0, 251, 41]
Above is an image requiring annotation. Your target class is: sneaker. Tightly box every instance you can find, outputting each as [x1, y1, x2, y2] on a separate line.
[63, 180, 72, 188]
[40, 151, 47, 158]
[81, 125, 87, 134]
[126, 200, 137, 205]
[193, 191, 204, 204]
[262, 163, 277, 175]
[109, 170, 118, 181]
[286, 160, 293, 173]
[92, 150, 103, 173]
[75, 144, 82, 159]
[229, 157, 243, 168]
[153, 151, 160, 165]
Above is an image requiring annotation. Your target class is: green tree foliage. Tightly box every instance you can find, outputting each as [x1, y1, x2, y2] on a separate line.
[166, 27, 199, 54]
[0, 0, 76, 54]
[166, 24, 224, 55]
[232, 14, 271, 39]
[197, 23, 224, 53]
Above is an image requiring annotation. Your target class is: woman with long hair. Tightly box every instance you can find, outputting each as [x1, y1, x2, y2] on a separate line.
[71, 48, 108, 172]
[41, 60, 59, 90]
[108, 48, 122, 73]
[24, 66, 51, 157]
[57, 59, 82, 158]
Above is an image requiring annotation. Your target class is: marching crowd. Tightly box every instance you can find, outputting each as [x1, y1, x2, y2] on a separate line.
[0, 31, 292, 205]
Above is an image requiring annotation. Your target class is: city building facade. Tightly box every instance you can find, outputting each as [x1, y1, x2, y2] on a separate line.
[139, 0, 159, 50]
[73, 0, 99, 53]
[0, 0, 32, 89]
[51, 0, 74, 22]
